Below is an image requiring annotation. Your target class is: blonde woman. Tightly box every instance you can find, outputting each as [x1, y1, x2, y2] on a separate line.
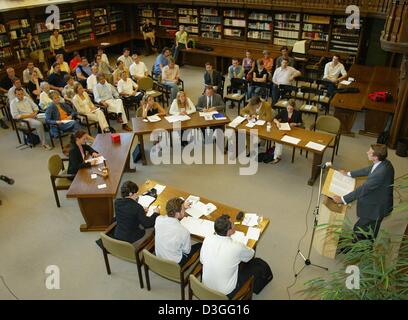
[72, 83, 110, 133]
[141, 94, 166, 118]
[169, 91, 196, 115]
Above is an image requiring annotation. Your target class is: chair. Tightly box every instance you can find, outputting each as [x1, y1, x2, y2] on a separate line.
[188, 264, 254, 300]
[295, 77, 315, 100]
[314, 79, 333, 114]
[157, 78, 185, 108]
[48, 154, 73, 207]
[142, 243, 200, 300]
[298, 87, 322, 126]
[0, 93, 12, 129]
[274, 84, 297, 110]
[224, 78, 247, 114]
[100, 222, 155, 289]
[138, 77, 163, 103]
[313, 115, 341, 163]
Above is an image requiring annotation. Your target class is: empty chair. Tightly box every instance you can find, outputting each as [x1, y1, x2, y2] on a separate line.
[274, 84, 297, 109]
[138, 77, 162, 102]
[314, 115, 341, 163]
[48, 154, 73, 207]
[100, 222, 154, 289]
[142, 245, 200, 300]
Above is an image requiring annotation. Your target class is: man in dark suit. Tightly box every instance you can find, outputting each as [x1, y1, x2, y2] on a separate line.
[204, 62, 223, 95]
[333, 144, 394, 241]
[196, 86, 225, 113]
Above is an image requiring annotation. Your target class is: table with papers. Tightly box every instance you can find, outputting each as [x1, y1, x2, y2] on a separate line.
[137, 179, 270, 249]
[231, 117, 334, 185]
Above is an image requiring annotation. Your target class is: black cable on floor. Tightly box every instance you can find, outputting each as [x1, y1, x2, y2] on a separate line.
[286, 183, 315, 300]
[0, 275, 19, 300]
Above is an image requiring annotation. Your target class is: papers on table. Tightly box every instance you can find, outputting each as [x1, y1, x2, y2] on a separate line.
[306, 141, 326, 152]
[242, 213, 260, 227]
[85, 156, 105, 165]
[303, 104, 314, 111]
[97, 184, 107, 189]
[255, 120, 266, 126]
[153, 184, 166, 195]
[278, 122, 291, 131]
[186, 195, 200, 205]
[329, 170, 356, 197]
[281, 135, 301, 145]
[231, 231, 248, 246]
[138, 195, 156, 209]
[60, 120, 75, 124]
[186, 200, 217, 219]
[246, 121, 256, 128]
[181, 217, 215, 238]
[340, 80, 351, 86]
[90, 174, 97, 180]
[147, 205, 159, 217]
[100, 42, 110, 46]
[147, 115, 161, 122]
[228, 116, 246, 128]
[247, 227, 261, 241]
[165, 115, 191, 123]
[199, 111, 218, 117]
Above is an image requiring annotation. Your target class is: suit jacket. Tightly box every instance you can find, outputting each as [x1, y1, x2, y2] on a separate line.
[67, 143, 97, 176]
[240, 101, 273, 122]
[275, 109, 302, 124]
[114, 198, 159, 243]
[45, 102, 77, 125]
[343, 160, 394, 220]
[196, 93, 225, 113]
[204, 70, 222, 88]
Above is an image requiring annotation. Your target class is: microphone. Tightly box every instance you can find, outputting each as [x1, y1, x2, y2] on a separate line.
[0, 175, 14, 185]
[318, 162, 332, 169]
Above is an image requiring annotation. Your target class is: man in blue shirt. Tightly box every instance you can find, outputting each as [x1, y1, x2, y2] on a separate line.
[76, 57, 92, 88]
[153, 47, 172, 78]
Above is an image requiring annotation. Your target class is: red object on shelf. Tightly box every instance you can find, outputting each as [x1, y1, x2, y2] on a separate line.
[90, 32, 95, 40]
[111, 133, 121, 143]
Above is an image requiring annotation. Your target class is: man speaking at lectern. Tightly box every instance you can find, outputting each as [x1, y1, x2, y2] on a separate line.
[333, 144, 394, 241]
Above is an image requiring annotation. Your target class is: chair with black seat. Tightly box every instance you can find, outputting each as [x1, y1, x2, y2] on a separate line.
[99, 222, 155, 289]
[48, 154, 73, 207]
[274, 84, 297, 110]
[13, 118, 39, 149]
[157, 78, 185, 108]
[142, 242, 200, 300]
[295, 77, 315, 100]
[188, 263, 254, 300]
[314, 79, 333, 114]
[298, 86, 322, 127]
[224, 78, 247, 114]
[138, 77, 163, 105]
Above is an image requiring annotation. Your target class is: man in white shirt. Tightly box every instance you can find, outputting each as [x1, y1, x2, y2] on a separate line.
[162, 57, 180, 102]
[117, 71, 142, 108]
[129, 54, 149, 81]
[23, 61, 44, 84]
[93, 73, 132, 131]
[200, 214, 256, 298]
[323, 55, 348, 97]
[155, 197, 201, 265]
[117, 48, 133, 70]
[8, 77, 31, 102]
[271, 58, 301, 105]
[86, 66, 98, 92]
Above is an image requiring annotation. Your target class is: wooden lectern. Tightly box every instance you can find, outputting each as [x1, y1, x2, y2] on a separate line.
[313, 169, 354, 259]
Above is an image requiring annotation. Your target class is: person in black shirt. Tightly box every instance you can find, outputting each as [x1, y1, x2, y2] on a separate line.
[248, 59, 269, 99]
[67, 130, 99, 177]
[141, 18, 156, 55]
[48, 62, 68, 93]
[114, 181, 160, 247]
[204, 62, 223, 95]
[0, 67, 15, 94]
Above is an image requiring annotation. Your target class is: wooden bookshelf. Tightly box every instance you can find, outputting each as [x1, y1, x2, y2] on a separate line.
[178, 7, 199, 35]
[273, 13, 301, 47]
[302, 14, 330, 51]
[223, 9, 246, 40]
[157, 5, 178, 31]
[200, 7, 222, 40]
[247, 11, 273, 42]
[108, 4, 125, 34]
[329, 16, 363, 57]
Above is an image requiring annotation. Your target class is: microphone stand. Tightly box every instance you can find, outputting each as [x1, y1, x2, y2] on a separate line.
[295, 165, 329, 277]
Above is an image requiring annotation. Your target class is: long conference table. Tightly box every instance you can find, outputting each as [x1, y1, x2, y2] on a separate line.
[66, 133, 135, 232]
[331, 65, 399, 136]
[133, 113, 333, 186]
[139, 180, 269, 250]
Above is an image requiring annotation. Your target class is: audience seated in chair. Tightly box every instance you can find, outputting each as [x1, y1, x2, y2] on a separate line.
[275, 46, 295, 69]
[62, 75, 78, 103]
[39, 82, 65, 111]
[204, 62, 222, 94]
[248, 59, 268, 99]
[141, 94, 166, 118]
[169, 91, 196, 115]
[153, 47, 172, 78]
[69, 51, 81, 72]
[262, 50, 274, 74]
[114, 180, 160, 247]
[50, 54, 70, 74]
[8, 77, 31, 102]
[195, 86, 225, 113]
[112, 60, 129, 86]
[272, 58, 301, 105]
[129, 54, 149, 81]
[10, 87, 52, 150]
[242, 50, 255, 77]
[0, 67, 16, 94]
[48, 62, 68, 93]
[23, 61, 44, 84]
[117, 47, 133, 70]
[161, 57, 180, 102]
[76, 57, 92, 88]
[94, 54, 114, 84]
[26, 70, 42, 102]
[97, 46, 110, 66]
[86, 66, 99, 93]
[93, 73, 132, 132]
[323, 54, 348, 98]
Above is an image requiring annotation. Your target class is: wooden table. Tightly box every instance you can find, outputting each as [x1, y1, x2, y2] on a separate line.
[132, 113, 231, 165]
[66, 133, 135, 232]
[331, 65, 399, 136]
[138, 180, 269, 250]
[233, 121, 333, 186]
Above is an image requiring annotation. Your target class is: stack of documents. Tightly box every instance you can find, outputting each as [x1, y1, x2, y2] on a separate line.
[138, 195, 156, 209]
[242, 213, 260, 227]
[278, 122, 291, 131]
[247, 227, 261, 241]
[186, 200, 217, 219]
[228, 116, 246, 128]
[199, 111, 218, 117]
[85, 156, 105, 165]
[305, 141, 325, 151]
[181, 217, 215, 238]
[153, 184, 166, 194]
[231, 231, 249, 245]
[329, 171, 356, 196]
[147, 205, 159, 217]
[165, 115, 191, 123]
[281, 135, 301, 145]
[147, 115, 161, 122]
[340, 80, 351, 86]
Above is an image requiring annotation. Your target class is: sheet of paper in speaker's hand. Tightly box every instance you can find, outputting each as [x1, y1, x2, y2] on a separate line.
[154, 184, 166, 194]
[147, 205, 159, 217]
[138, 195, 156, 209]
[306, 141, 325, 152]
[231, 231, 248, 245]
[281, 135, 301, 145]
[85, 156, 105, 165]
[340, 80, 351, 85]
[247, 227, 261, 241]
[278, 122, 291, 131]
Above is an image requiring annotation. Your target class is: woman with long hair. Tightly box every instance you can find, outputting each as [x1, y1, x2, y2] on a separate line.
[169, 91, 196, 115]
[141, 94, 166, 118]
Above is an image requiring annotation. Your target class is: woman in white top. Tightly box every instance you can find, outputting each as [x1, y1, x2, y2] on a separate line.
[72, 83, 110, 133]
[169, 91, 196, 115]
[39, 82, 65, 110]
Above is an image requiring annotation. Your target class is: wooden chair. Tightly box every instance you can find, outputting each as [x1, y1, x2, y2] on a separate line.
[142, 243, 200, 300]
[48, 154, 73, 207]
[100, 222, 155, 289]
[138, 77, 163, 103]
[188, 264, 254, 300]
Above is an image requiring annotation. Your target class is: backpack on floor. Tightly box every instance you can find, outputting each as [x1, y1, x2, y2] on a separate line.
[251, 257, 273, 294]
[257, 146, 275, 163]
[23, 133, 40, 146]
[132, 143, 142, 163]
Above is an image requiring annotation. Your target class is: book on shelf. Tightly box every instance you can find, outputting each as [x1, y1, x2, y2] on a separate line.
[275, 13, 300, 21]
[179, 8, 198, 15]
[248, 13, 272, 21]
[224, 28, 243, 37]
[274, 30, 299, 39]
[224, 19, 246, 27]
